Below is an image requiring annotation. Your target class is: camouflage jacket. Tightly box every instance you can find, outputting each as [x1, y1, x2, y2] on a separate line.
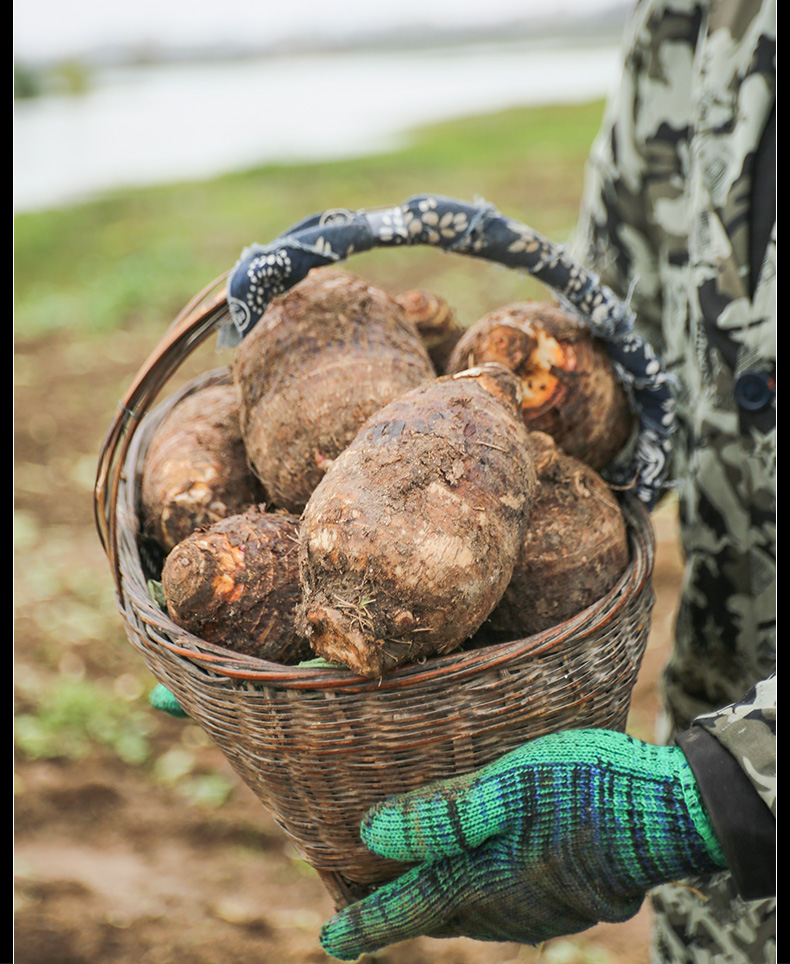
[571, 0, 775, 896]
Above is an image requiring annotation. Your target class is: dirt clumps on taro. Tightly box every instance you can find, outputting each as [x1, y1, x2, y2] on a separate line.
[233, 267, 436, 514]
[446, 300, 635, 470]
[140, 382, 264, 552]
[484, 431, 630, 641]
[296, 364, 538, 678]
[161, 507, 311, 663]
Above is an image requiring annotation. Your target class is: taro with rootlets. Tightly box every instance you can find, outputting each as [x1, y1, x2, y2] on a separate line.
[296, 364, 538, 678]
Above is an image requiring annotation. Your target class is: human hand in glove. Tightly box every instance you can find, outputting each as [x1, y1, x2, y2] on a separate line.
[320, 729, 727, 960]
[148, 683, 188, 718]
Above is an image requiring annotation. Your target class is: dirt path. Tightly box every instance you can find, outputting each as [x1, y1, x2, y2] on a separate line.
[14, 327, 684, 964]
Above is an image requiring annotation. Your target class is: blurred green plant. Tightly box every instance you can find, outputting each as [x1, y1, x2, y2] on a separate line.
[152, 742, 234, 808]
[14, 59, 92, 99]
[14, 675, 152, 765]
[14, 675, 237, 807]
[176, 773, 235, 809]
[53, 59, 92, 96]
[14, 63, 44, 99]
[541, 938, 611, 964]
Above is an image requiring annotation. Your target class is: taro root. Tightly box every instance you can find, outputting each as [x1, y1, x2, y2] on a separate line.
[233, 267, 436, 514]
[296, 364, 538, 678]
[140, 381, 264, 552]
[484, 431, 630, 640]
[161, 507, 311, 663]
[445, 301, 634, 470]
[394, 288, 464, 373]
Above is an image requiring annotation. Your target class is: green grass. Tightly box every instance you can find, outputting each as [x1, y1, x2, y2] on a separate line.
[14, 100, 605, 339]
[14, 675, 152, 765]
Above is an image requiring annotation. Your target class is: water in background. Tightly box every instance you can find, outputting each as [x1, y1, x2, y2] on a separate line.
[14, 39, 620, 213]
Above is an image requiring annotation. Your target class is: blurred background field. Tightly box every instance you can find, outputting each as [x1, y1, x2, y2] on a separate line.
[14, 100, 606, 341]
[14, 5, 684, 961]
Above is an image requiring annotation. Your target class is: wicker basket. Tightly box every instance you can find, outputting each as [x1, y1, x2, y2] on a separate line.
[95, 200, 664, 910]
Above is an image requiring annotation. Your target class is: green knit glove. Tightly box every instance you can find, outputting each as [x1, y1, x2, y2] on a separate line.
[321, 729, 726, 960]
[148, 683, 189, 719]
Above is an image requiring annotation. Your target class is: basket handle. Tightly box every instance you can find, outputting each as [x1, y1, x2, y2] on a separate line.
[95, 194, 675, 597]
[225, 194, 675, 508]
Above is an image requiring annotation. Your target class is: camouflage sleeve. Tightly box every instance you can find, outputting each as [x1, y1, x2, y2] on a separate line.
[687, 674, 776, 816]
[571, 0, 775, 848]
[676, 675, 776, 899]
[570, 0, 705, 355]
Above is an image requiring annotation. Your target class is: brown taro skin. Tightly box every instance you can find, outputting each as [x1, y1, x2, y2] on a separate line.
[484, 431, 630, 641]
[140, 382, 264, 552]
[161, 507, 311, 663]
[233, 267, 436, 514]
[296, 364, 538, 678]
[445, 301, 635, 470]
[394, 288, 464, 374]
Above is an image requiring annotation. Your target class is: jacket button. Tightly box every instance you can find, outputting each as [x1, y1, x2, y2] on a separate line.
[734, 371, 775, 411]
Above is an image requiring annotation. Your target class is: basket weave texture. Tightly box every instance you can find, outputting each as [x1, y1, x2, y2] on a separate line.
[103, 359, 656, 909]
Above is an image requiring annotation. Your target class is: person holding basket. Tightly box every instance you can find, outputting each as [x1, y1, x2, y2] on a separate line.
[319, 1, 776, 961]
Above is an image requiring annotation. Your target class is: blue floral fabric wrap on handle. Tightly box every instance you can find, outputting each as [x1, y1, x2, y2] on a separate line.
[225, 194, 675, 509]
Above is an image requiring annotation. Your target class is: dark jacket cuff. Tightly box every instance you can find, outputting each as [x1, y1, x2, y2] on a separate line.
[676, 725, 776, 900]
